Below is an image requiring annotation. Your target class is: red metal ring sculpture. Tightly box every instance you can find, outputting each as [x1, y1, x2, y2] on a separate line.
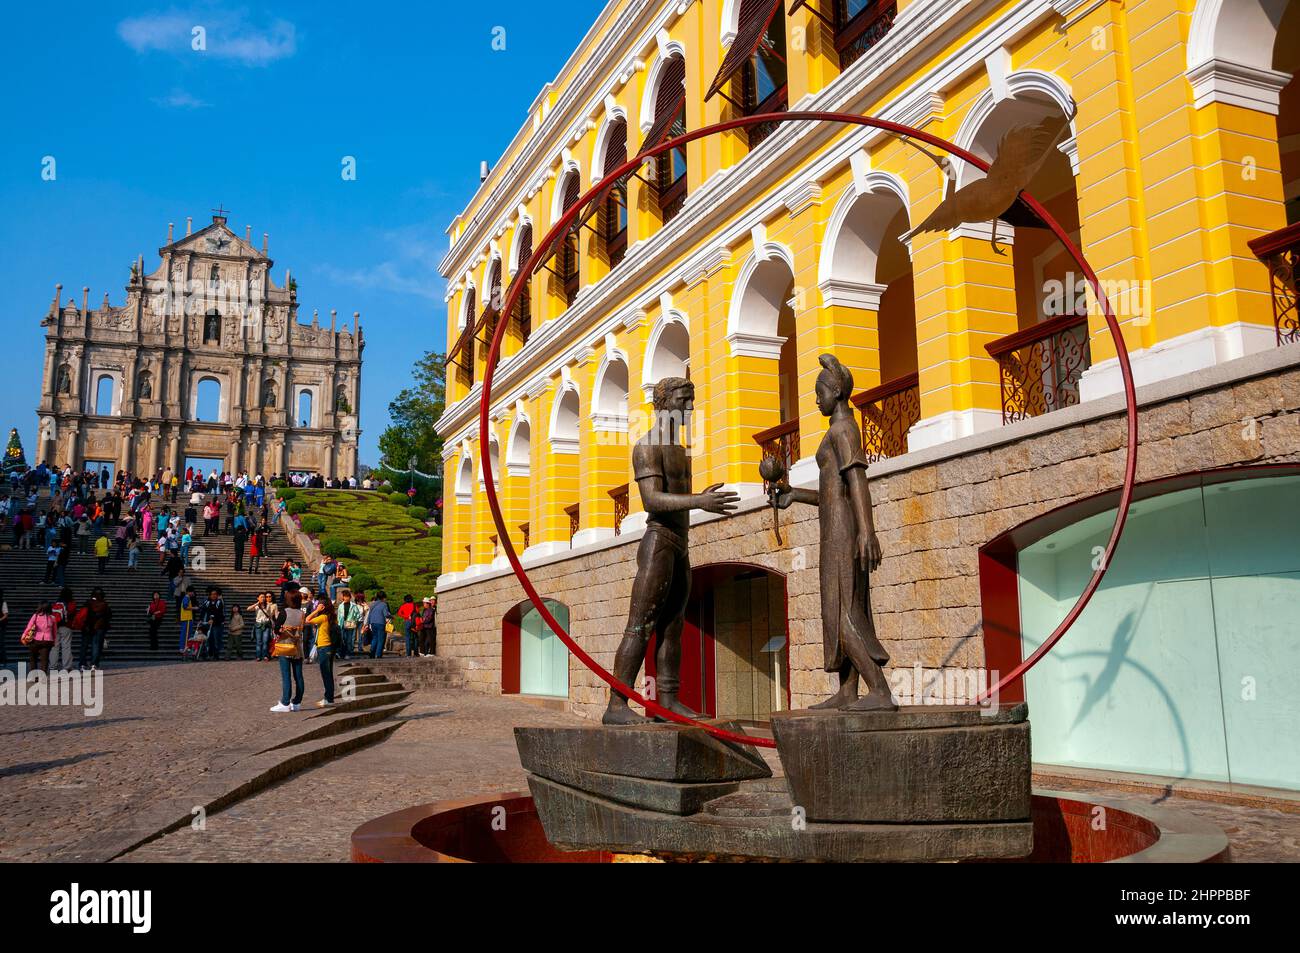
[477, 110, 1138, 748]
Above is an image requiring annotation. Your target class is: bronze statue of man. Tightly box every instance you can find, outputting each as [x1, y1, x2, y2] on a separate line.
[603, 377, 739, 725]
[775, 354, 896, 711]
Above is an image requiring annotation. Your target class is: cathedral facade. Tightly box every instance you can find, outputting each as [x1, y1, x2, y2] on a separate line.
[35, 212, 364, 478]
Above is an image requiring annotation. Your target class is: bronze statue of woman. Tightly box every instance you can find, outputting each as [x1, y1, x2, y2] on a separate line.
[775, 354, 896, 712]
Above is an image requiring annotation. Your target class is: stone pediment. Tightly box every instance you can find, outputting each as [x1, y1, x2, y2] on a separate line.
[161, 221, 265, 261]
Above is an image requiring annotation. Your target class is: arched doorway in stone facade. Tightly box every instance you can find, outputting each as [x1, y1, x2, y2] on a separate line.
[502, 598, 571, 699]
[646, 562, 790, 725]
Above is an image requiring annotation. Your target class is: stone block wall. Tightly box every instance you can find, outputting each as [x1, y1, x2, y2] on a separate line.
[436, 350, 1300, 722]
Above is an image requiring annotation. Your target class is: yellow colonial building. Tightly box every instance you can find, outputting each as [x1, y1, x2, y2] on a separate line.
[436, 0, 1300, 791]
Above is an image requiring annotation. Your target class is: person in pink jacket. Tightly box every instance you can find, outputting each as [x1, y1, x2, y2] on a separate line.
[21, 602, 58, 674]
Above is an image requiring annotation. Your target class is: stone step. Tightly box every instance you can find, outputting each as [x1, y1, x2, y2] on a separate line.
[312, 687, 414, 715]
[257, 701, 411, 753]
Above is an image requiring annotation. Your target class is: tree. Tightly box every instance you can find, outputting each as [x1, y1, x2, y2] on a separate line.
[378, 350, 446, 482]
[3, 428, 29, 476]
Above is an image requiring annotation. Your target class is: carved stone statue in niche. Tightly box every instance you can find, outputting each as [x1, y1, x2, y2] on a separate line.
[55, 364, 72, 394]
[137, 370, 153, 400]
[203, 311, 222, 344]
[262, 379, 278, 408]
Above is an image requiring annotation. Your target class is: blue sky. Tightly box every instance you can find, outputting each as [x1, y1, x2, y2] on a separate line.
[0, 1, 606, 468]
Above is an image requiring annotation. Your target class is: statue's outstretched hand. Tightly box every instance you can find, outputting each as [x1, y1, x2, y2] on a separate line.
[773, 482, 796, 510]
[699, 483, 740, 515]
[857, 529, 882, 573]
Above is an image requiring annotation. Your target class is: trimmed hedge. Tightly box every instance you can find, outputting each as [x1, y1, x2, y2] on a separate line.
[301, 516, 326, 535]
[277, 488, 298, 502]
[320, 536, 354, 558]
[348, 571, 377, 595]
[271, 479, 288, 488]
[286, 499, 309, 515]
[271, 490, 440, 598]
[406, 505, 428, 520]
[387, 491, 408, 507]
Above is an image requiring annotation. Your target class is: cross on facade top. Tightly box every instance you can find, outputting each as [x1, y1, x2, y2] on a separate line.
[212, 204, 230, 219]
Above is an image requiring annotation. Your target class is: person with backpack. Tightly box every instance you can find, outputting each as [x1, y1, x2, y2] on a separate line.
[364, 592, 391, 659]
[52, 587, 78, 671]
[270, 591, 305, 712]
[335, 589, 362, 659]
[80, 588, 111, 671]
[248, 593, 276, 661]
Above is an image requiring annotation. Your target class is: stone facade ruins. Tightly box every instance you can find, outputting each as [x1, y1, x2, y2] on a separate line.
[35, 213, 363, 477]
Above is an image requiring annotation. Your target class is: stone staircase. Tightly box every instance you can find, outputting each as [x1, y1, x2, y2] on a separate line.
[1, 490, 281, 664]
[339, 657, 465, 692]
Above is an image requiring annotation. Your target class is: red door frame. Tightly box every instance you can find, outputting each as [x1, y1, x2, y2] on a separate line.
[979, 463, 1300, 704]
[647, 562, 792, 718]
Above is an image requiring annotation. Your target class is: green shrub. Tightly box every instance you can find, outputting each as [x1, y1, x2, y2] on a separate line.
[348, 571, 377, 594]
[387, 491, 408, 507]
[271, 479, 287, 488]
[277, 488, 298, 502]
[320, 536, 354, 558]
[406, 505, 428, 520]
[429, 523, 442, 537]
[286, 499, 309, 515]
[301, 516, 326, 534]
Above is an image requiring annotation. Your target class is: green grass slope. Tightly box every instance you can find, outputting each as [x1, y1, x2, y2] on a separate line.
[283, 489, 442, 599]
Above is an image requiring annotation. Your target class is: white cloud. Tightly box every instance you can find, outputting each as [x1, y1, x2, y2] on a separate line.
[118, 9, 297, 66]
[154, 88, 210, 109]
[320, 227, 448, 302]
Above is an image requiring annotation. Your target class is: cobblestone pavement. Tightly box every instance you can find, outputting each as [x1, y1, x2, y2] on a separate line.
[118, 691, 585, 862]
[8, 665, 1299, 863]
[119, 687, 1300, 863]
[0, 660, 313, 862]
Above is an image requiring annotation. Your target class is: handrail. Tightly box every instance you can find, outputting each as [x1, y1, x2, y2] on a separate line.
[851, 370, 919, 408]
[985, 312, 1088, 359]
[752, 418, 799, 445]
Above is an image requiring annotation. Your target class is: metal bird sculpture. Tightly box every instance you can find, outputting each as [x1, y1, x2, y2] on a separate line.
[901, 109, 1074, 255]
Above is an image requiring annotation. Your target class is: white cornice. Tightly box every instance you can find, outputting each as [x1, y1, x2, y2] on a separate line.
[726, 331, 786, 360]
[1187, 58, 1292, 114]
[439, 0, 698, 279]
[819, 278, 887, 310]
[436, 0, 1062, 450]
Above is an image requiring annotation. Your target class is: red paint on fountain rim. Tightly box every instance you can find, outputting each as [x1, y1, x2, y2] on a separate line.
[351, 790, 1230, 864]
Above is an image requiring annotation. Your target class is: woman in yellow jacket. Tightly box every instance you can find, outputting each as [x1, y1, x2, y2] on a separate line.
[306, 593, 336, 708]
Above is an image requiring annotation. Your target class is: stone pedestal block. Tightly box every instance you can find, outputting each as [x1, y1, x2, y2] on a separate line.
[770, 703, 1031, 824]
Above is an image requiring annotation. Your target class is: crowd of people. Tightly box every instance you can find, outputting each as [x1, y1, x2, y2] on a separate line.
[1, 462, 439, 716]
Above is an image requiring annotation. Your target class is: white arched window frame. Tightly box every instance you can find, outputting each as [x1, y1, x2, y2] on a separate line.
[591, 353, 630, 433]
[1187, 0, 1292, 112]
[549, 381, 581, 454]
[725, 239, 796, 359]
[817, 173, 912, 309]
[506, 414, 532, 478]
[455, 451, 474, 502]
[641, 313, 691, 399]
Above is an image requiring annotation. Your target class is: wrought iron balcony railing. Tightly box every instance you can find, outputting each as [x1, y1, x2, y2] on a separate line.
[852, 372, 920, 463]
[610, 484, 629, 536]
[1247, 221, 1300, 346]
[753, 418, 800, 479]
[836, 1, 898, 70]
[986, 315, 1091, 425]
